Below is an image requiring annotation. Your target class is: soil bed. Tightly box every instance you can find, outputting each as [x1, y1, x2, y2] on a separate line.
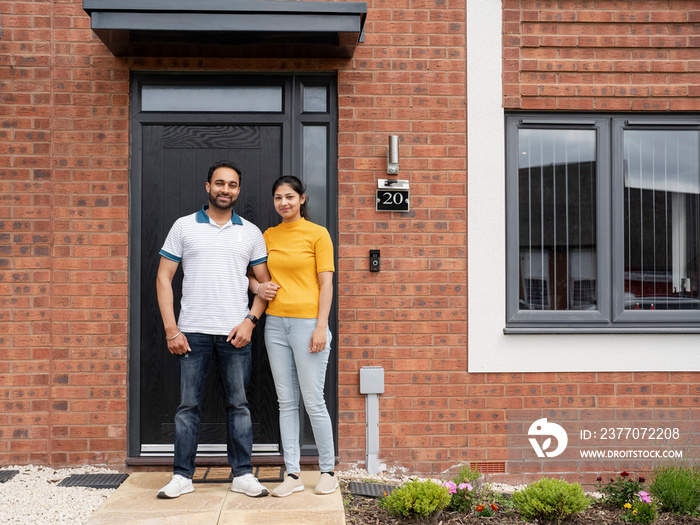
[341, 481, 700, 525]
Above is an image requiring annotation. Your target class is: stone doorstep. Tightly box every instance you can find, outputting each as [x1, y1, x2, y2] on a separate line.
[85, 471, 345, 525]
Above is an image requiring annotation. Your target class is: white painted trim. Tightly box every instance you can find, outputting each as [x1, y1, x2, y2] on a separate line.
[466, 0, 700, 372]
[140, 444, 279, 455]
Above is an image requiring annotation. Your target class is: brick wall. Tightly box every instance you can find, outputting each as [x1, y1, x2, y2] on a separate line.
[333, 0, 468, 475]
[0, 0, 130, 465]
[0, 0, 468, 469]
[1, 0, 699, 482]
[1, 0, 56, 463]
[480, 0, 699, 485]
[503, 0, 700, 110]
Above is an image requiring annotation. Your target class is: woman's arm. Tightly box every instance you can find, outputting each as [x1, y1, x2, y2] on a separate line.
[247, 264, 279, 302]
[309, 271, 333, 353]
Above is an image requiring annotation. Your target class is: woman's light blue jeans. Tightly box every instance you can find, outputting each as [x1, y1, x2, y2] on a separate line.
[264, 315, 335, 473]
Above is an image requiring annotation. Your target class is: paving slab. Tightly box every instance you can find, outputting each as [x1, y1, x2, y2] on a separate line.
[85, 471, 345, 525]
[221, 471, 345, 525]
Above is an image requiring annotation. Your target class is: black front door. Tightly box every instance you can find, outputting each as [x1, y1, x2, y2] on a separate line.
[128, 74, 338, 460]
[140, 124, 282, 451]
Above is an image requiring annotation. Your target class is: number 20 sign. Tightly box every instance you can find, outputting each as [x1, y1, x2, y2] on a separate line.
[376, 189, 410, 212]
[376, 179, 410, 212]
[377, 190, 409, 211]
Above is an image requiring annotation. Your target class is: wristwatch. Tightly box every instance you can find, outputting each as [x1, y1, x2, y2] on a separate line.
[245, 314, 259, 326]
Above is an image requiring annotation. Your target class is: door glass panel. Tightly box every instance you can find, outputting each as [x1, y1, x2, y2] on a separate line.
[141, 85, 283, 112]
[303, 125, 328, 227]
[518, 128, 597, 310]
[302, 85, 328, 113]
[623, 129, 700, 310]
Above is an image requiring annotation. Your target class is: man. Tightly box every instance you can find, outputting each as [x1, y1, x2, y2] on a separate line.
[156, 160, 270, 498]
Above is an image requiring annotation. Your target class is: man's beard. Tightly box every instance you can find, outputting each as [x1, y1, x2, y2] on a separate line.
[209, 192, 235, 211]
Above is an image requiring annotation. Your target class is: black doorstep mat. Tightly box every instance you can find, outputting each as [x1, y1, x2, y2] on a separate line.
[193, 465, 285, 484]
[0, 470, 19, 483]
[348, 481, 397, 498]
[58, 473, 129, 489]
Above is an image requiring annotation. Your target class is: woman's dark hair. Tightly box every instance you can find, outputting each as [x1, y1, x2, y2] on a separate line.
[272, 175, 310, 220]
[207, 160, 242, 183]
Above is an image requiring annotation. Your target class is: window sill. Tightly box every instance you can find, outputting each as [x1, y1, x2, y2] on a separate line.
[504, 325, 700, 334]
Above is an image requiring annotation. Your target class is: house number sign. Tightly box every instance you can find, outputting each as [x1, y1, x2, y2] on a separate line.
[376, 179, 410, 212]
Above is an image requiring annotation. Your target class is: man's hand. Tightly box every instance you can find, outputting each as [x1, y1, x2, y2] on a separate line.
[227, 320, 253, 348]
[166, 332, 191, 355]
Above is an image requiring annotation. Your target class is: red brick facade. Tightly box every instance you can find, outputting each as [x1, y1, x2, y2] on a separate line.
[503, 0, 700, 110]
[1, 0, 699, 482]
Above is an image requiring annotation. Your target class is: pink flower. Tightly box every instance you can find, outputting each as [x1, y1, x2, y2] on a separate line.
[458, 482, 473, 491]
[638, 491, 652, 504]
[442, 481, 457, 494]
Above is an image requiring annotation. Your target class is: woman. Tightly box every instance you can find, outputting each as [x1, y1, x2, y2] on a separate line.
[253, 176, 337, 497]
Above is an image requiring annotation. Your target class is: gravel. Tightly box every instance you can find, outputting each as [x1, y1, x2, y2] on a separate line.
[336, 466, 526, 494]
[0, 465, 120, 525]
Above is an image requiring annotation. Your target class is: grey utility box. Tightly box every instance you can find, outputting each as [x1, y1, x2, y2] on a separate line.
[360, 366, 384, 394]
[360, 366, 384, 474]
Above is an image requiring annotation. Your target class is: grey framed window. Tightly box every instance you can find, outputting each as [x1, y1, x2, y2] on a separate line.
[506, 114, 700, 333]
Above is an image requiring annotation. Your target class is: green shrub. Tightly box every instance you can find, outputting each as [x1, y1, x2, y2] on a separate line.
[649, 465, 700, 515]
[455, 465, 482, 486]
[596, 471, 646, 508]
[512, 478, 591, 522]
[379, 479, 451, 518]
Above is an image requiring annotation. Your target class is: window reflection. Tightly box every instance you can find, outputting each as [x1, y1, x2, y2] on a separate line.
[518, 129, 597, 310]
[303, 125, 328, 227]
[302, 85, 328, 113]
[623, 130, 700, 310]
[141, 85, 283, 112]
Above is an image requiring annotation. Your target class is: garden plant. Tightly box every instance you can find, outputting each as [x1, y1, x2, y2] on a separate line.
[621, 490, 657, 524]
[379, 479, 451, 518]
[596, 471, 647, 508]
[442, 466, 481, 513]
[512, 477, 591, 522]
[649, 465, 700, 515]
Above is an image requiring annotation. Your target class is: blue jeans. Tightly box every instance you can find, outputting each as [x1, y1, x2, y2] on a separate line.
[264, 315, 335, 473]
[173, 333, 253, 479]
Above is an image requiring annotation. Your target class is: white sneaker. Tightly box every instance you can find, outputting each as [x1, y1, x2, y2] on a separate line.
[157, 474, 194, 499]
[230, 473, 269, 497]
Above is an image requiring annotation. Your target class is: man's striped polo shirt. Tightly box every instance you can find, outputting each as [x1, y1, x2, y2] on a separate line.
[159, 206, 267, 336]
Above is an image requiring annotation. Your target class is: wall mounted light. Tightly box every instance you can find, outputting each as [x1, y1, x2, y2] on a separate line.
[387, 135, 399, 174]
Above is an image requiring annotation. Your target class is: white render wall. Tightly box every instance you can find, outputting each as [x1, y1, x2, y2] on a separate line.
[466, 0, 700, 372]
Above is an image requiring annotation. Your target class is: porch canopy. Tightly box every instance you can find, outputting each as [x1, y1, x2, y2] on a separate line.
[82, 0, 367, 58]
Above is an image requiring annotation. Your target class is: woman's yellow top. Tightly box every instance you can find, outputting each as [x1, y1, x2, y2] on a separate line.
[263, 218, 334, 318]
